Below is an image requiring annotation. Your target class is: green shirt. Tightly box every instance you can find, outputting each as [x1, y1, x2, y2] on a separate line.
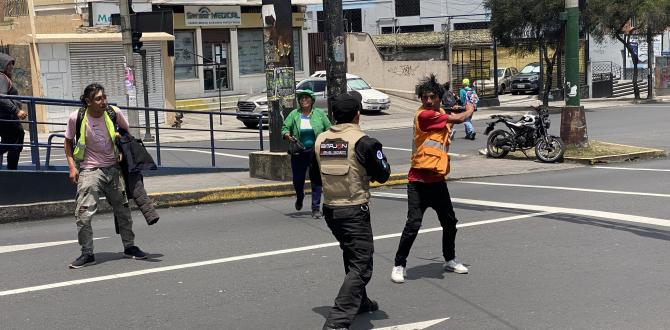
[281, 107, 332, 146]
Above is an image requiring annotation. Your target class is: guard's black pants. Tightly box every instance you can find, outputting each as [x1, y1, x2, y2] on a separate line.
[323, 204, 374, 329]
[394, 181, 458, 267]
[0, 123, 24, 170]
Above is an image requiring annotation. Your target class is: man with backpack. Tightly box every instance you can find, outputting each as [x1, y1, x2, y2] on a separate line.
[64, 83, 147, 269]
[459, 78, 479, 140]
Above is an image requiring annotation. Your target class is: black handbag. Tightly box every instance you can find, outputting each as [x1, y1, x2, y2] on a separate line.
[287, 139, 305, 156]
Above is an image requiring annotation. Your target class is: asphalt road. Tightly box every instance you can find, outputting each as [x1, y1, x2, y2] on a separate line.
[1, 158, 669, 329]
[19, 103, 669, 171]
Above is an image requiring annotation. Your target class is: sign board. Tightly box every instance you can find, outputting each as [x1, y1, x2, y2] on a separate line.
[656, 56, 670, 96]
[184, 6, 241, 26]
[662, 51, 670, 56]
[92, 2, 152, 26]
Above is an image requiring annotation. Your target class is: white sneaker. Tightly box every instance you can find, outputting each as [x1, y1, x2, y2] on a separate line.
[444, 259, 469, 274]
[391, 266, 406, 283]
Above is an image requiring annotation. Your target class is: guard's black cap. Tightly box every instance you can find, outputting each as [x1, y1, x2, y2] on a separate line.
[332, 93, 361, 124]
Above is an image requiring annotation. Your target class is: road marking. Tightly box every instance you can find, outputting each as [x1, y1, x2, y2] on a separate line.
[159, 148, 249, 159]
[594, 166, 670, 173]
[0, 212, 549, 297]
[372, 192, 670, 228]
[383, 146, 466, 158]
[0, 237, 107, 254]
[460, 181, 670, 198]
[374, 318, 450, 330]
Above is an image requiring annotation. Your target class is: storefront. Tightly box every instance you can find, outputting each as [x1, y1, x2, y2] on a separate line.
[172, 5, 310, 99]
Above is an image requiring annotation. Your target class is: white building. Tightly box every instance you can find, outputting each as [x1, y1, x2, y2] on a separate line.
[304, 0, 488, 35]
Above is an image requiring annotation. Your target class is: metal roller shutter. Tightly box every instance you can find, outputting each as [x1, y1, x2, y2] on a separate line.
[69, 42, 166, 126]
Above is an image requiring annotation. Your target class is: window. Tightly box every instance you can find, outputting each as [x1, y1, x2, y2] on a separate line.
[395, 0, 420, 17]
[297, 80, 313, 91]
[174, 31, 197, 80]
[293, 29, 303, 71]
[347, 78, 371, 91]
[312, 80, 326, 93]
[238, 29, 265, 75]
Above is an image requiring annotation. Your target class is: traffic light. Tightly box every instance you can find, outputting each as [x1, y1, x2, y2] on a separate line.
[132, 31, 143, 53]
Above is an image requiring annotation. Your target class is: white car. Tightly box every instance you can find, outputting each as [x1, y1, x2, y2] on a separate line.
[310, 71, 391, 112]
[236, 74, 390, 128]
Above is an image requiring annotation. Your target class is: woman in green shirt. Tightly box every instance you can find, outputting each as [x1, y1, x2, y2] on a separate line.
[281, 89, 332, 219]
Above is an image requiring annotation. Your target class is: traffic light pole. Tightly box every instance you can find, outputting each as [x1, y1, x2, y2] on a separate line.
[139, 49, 154, 141]
[120, 0, 140, 137]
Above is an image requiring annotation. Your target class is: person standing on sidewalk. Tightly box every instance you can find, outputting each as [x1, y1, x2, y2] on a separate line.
[458, 78, 479, 140]
[391, 74, 474, 284]
[64, 83, 147, 269]
[0, 52, 28, 170]
[314, 93, 390, 330]
[282, 89, 331, 219]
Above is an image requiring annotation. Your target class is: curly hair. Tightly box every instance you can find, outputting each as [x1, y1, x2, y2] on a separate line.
[415, 74, 445, 100]
[80, 83, 105, 107]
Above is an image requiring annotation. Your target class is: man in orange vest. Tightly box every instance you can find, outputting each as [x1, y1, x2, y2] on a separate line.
[391, 74, 475, 284]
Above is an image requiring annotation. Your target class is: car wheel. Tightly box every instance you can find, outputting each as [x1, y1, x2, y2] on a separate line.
[499, 84, 506, 94]
[243, 121, 259, 129]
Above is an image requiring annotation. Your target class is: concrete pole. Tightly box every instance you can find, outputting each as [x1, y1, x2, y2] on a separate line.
[323, 0, 347, 120]
[560, 0, 589, 147]
[119, 0, 140, 137]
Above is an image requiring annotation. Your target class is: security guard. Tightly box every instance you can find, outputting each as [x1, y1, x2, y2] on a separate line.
[314, 93, 391, 330]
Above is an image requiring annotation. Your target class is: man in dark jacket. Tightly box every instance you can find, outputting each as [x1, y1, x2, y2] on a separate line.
[0, 52, 27, 170]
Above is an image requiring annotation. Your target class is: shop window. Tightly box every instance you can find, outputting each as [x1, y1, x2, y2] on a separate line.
[238, 29, 265, 75]
[395, 0, 420, 17]
[174, 30, 197, 80]
[293, 29, 303, 71]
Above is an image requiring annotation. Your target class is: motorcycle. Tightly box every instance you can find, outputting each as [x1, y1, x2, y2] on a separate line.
[483, 106, 565, 163]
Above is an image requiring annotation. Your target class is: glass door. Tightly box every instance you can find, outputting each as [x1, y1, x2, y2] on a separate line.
[203, 43, 230, 91]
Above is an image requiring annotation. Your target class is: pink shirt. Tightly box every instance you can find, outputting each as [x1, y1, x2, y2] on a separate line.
[65, 108, 130, 169]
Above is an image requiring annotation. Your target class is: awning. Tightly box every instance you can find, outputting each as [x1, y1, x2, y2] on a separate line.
[29, 32, 175, 44]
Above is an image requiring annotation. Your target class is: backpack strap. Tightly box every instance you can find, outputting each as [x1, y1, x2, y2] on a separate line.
[74, 107, 86, 144]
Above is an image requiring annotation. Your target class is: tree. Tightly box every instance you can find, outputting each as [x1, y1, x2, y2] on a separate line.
[484, 0, 565, 106]
[587, 0, 670, 100]
[638, 0, 670, 99]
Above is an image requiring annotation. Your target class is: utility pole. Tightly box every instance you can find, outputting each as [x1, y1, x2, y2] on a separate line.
[447, 16, 453, 87]
[646, 28, 655, 100]
[120, 0, 140, 137]
[323, 0, 347, 120]
[560, 0, 588, 147]
[262, 0, 295, 152]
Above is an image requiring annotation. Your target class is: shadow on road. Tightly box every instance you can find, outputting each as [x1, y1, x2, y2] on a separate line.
[91, 252, 164, 266]
[312, 305, 390, 330]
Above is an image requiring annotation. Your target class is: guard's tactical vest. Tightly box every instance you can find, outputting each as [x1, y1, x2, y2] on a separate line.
[410, 108, 451, 176]
[315, 123, 369, 206]
[73, 107, 119, 162]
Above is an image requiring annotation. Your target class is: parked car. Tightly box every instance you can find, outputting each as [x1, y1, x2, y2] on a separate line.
[473, 67, 519, 95]
[510, 63, 541, 95]
[236, 73, 390, 128]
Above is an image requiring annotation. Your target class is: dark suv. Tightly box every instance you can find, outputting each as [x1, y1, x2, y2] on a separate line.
[510, 63, 541, 95]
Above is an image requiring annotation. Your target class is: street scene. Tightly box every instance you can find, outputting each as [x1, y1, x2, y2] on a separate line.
[2, 0, 670, 329]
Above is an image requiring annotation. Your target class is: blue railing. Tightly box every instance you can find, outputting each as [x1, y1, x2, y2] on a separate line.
[0, 94, 264, 170]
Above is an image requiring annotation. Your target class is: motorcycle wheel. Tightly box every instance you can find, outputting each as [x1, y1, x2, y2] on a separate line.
[486, 129, 511, 158]
[535, 136, 565, 163]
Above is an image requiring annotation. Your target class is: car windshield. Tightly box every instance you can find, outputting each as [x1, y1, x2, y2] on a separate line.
[496, 69, 505, 77]
[347, 78, 371, 90]
[521, 65, 540, 74]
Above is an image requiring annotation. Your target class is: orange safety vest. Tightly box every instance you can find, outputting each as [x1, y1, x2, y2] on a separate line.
[410, 108, 451, 176]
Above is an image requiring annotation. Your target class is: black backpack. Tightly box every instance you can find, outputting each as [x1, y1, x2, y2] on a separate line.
[74, 106, 118, 143]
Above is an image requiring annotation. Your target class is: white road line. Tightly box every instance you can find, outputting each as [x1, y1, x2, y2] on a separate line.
[0, 211, 549, 297]
[374, 318, 450, 330]
[460, 181, 670, 198]
[372, 192, 670, 228]
[159, 148, 249, 159]
[383, 146, 466, 158]
[0, 237, 107, 254]
[594, 166, 670, 173]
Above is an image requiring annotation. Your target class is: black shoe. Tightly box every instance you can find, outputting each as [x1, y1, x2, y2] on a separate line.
[295, 197, 303, 211]
[147, 217, 160, 226]
[69, 253, 96, 269]
[470, 132, 476, 140]
[312, 209, 322, 219]
[124, 246, 148, 260]
[358, 298, 379, 314]
[323, 324, 348, 330]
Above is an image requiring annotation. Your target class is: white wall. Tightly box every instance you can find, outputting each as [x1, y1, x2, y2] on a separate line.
[590, 35, 624, 65]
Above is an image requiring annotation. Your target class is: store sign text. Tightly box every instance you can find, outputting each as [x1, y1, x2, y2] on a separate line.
[185, 6, 241, 26]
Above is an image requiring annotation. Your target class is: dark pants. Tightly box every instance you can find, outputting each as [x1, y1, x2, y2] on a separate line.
[394, 181, 458, 267]
[291, 148, 322, 211]
[323, 204, 374, 329]
[0, 123, 24, 170]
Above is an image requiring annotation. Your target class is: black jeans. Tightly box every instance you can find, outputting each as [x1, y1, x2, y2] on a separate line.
[0, 123, 24, 170]
[291, 148, 322, 211]
[323, 204, 374, 329]
[394, 181, 458, 267]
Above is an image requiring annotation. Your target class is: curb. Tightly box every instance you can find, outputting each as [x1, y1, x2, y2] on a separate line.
[0, 173, 410, 224]
[564, 149, 667, 165]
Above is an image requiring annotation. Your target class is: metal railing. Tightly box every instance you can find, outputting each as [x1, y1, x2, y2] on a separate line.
[0, 94, 264, 170]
